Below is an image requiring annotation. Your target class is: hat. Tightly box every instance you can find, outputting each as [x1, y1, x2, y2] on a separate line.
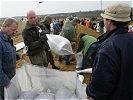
[101, 3, 131, 22]
[66, 16, 74, 21]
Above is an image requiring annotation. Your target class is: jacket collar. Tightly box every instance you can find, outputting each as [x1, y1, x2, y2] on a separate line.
[97, 26, 129, 43]
[0, 31, 10, 42]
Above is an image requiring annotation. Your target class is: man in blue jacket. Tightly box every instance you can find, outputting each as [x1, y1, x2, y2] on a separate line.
[0, 18, 25, 99]
[86, 3, 133, 100]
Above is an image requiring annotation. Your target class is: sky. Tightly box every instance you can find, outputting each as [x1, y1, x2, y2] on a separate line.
[0, 0, 133, 18]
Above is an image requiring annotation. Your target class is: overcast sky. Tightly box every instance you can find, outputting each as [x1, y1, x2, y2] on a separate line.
[0, 0, 132, 18]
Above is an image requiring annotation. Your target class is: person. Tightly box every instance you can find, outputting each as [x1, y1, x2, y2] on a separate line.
[22, 10, 49, 68]
[99, 20, 104, 34]
[0, 18, 25, 100]
[60, 17, 78, 65]
[86, 3, 133, 100]
[39, 16, 60, 70]
[53, 22, 62, 35]
[76, 33, 96, 70]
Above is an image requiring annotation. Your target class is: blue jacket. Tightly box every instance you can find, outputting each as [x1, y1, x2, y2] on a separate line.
[86, 27, 133, 100]
[0, 32, 16, 86]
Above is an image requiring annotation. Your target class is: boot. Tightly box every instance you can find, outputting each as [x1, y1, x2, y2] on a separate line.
[52, 65, 60, 70]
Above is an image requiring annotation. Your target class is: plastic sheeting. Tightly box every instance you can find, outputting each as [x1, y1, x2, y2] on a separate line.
[4, 62, 87, 99]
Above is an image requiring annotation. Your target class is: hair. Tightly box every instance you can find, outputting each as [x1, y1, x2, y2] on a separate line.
[79, 33, 87, 39]
[44, 16, 52, 24]
[3, 18, 18, 27]
[111, 20, 129, 28]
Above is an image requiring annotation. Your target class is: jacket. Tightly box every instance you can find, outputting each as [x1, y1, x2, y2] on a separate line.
[60, 20, 76, 42]
[22, 22, 48, 56]
[0, 32, 16, 86]
[86, 26, 133, 100]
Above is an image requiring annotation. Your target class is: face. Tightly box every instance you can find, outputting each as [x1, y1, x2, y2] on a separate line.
[103, 18, 111, 32]
[5, 22, 18, 36]
[27, 12, 37, 25]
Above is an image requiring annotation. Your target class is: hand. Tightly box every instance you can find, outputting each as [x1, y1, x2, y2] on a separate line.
[6, 81, 11, 88]
[40, 34, 48, 42]
[19, 53, 26, 59]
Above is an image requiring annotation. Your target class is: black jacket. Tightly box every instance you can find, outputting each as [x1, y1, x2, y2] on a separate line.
[86, 26, 133, 100]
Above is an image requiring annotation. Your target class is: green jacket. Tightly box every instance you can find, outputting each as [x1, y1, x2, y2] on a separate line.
[22, 22, 49, 56]
[60, 21, 76, 42]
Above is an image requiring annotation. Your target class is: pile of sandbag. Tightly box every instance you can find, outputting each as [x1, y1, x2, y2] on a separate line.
[4, 62, 87, 99]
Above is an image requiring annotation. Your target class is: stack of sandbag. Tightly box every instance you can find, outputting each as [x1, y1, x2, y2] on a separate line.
[4, 62, 87, 99]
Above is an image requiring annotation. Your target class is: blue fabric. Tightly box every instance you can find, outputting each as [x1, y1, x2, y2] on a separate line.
[65, 55, 70, 65]
[0, 86, 4, 100]
[53, 22, 61, 31]
[81, 43, 98, 70]
[86, 27, 133, 100]
[0, 32, 16, 99]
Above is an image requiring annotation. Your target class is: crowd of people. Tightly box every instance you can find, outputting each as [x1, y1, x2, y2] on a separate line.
[0, 2, 133, 100]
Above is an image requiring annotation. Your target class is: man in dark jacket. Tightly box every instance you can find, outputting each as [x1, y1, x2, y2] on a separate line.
[22, 10, 48, 67]
[0, 18, 25, 100]
[86, 3, 133, 100]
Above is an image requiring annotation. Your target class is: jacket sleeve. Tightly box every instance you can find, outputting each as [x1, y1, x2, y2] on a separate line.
[22, 29, 44, 50]
[86, 42, 120, 100]
[0, 43, 10, 86]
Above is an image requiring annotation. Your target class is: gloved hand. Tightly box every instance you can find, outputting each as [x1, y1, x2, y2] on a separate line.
[40, 34, 48, 42]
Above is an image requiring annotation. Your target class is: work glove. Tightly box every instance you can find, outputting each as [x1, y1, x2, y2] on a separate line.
[40, 34, 47, 42]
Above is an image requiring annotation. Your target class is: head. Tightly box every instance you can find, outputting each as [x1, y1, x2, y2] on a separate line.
[66, 16, 74, 22]
[43, 16, 52, 25]
[79, 33, 87, 39]
[1, 18, 18, 36]
[27, 10, 38, 25]
[72, 17, 79, 26]
[101, 3, 131, 31]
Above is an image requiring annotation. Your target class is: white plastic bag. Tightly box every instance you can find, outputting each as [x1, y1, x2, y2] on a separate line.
[46, 34, 73, 55]
[55, 86, 73, 99]
[18, 88, 39, 99]
[5, 62, 87, 99]
[76, 68, 92, 74]
[75, 51, 83, 69]
[4, 75, 21, 99]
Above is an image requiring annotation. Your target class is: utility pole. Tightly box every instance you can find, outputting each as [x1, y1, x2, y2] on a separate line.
[101, 0, 102, 10]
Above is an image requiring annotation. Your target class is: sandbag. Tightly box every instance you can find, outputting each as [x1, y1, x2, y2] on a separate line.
[46, 34, 73, 55]
[18, 88, 39, 99]
[5, 62, 87, 99]
[75, 51, 83, 69]
[4, 75, 21, 99]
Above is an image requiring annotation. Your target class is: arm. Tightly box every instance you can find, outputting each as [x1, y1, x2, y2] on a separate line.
[0, 43, 10, 86]
[22, 29, 45, 50]
[86, 43, 119, 99]
[76, 39, 84, 53]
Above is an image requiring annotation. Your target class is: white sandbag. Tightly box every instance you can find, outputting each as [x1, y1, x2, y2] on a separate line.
[46, 34, 73, 55]
[70, 94, 79, 100]
[76, 68, 92, 74]
[75, 52, 83, 69]
[4, 81, 19, 99]
[78, 74, 84, 83]
[55, 86, 73, 99]
[6, 62, 87, 99]
[18, 88, 39, 99]
[34, 92, 55, 100]
[16, 62, 33, 91]
[75, 78, 87, 99]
